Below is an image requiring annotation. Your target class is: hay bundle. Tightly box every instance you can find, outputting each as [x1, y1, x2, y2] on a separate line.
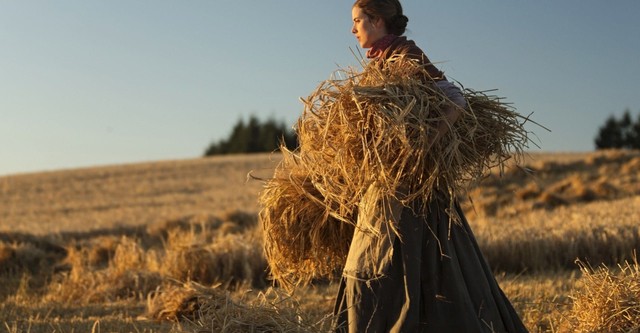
[147, 282, 330, 332]
[570, 259, 640, 332]
[260, 152, 355, 291]
[146, 281, 226, 322]
[260, 55, 535, 289]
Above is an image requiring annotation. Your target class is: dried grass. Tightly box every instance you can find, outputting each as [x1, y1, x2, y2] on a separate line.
[569, 257, 640, 332]
[146, 281, 223, 322]
[260, 153, 353, 291]
[38, 212, 268, 306]
[4, 151, 640, 331]
[496, 271, 576, 332]
[0, 241, 62, 277]
[46, 237, 162, 303]
[0, 243, 14, 264]
[163, 231, 267, 288]
[147, 282, 331, 332]
[260, 55, 535, 289]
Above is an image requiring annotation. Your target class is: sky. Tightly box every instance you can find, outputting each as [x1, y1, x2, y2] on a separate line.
[1, 1, 639, 176]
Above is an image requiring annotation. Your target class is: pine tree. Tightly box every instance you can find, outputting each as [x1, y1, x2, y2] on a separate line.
[204, 116, 298, 156]
[595, 115, 624, 149]
[629, 113, 640, 149]
[594, 109, 640, 150]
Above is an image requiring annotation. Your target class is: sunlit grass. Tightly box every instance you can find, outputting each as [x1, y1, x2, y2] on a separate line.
[1, 151, 639, 332]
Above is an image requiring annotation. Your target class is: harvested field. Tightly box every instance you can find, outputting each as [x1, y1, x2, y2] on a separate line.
[1, 150, 639, 332]
[0, 154, 277, 235]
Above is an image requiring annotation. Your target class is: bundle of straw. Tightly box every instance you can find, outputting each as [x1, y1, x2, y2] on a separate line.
[570, 258, 640, 332]
[147, 282, 331, 332]
[260, 55, 534, 290]
[260, 152, 355, 291]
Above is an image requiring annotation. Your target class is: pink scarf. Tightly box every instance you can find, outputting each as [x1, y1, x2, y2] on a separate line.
[366, 34, 398, 59]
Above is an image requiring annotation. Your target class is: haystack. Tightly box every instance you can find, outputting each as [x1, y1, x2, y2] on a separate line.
[260, 55, 536, 290]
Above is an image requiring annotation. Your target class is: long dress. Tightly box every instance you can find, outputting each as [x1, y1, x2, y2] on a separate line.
[332, 36, 528, 333]
[332, 189, 528, 332]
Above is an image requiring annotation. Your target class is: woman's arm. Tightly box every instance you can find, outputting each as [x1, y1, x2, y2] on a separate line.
[426, 80, 466, 151]
[434, 104, 463, 140]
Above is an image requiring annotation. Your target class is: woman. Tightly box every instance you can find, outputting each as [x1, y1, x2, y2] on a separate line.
[332, 1, 528, 332]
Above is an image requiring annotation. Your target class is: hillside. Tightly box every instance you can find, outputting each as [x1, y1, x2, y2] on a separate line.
[463, 149, 640, 219]
[2, 150, 638, 235]
[1, 149, 639, 332]
[0, 154, 277, 235]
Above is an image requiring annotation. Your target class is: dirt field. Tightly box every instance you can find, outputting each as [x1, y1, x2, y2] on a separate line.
[1, 150, 639, 332]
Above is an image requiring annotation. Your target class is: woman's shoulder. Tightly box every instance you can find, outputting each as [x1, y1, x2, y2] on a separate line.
[385, 36, 424, 59]
[384, 36, 445, 80]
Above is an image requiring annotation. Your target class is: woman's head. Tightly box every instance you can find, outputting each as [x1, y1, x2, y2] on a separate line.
[351, 0, 408, 47]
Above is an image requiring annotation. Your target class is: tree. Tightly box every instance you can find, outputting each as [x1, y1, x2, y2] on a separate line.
[594, 109, 640, 149]
[595, 115, 624, 149]
[204, 115, 297, 156]
[627, 113, 640, 149]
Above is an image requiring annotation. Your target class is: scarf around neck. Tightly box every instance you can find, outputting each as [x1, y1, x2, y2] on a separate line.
[366, 34, 399, 59]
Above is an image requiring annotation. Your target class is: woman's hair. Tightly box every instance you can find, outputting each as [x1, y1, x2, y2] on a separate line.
[353, 0, 408, 36]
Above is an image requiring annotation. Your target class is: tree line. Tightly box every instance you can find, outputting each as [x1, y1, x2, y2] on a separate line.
[204, 115, 297, 156]
[595, 109, 640, 150]
[204, 109, 639, 156]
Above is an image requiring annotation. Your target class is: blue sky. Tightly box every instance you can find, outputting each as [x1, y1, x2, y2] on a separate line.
[1, 1, 639, 176]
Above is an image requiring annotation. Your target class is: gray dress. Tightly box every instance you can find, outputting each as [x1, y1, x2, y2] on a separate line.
[332, 188, 528, 333]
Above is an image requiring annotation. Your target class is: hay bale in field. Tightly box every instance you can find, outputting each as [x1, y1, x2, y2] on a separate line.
[260, 55, 536, 289]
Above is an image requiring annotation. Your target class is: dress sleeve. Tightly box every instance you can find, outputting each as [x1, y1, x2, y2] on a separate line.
[396, 42, 445, 81]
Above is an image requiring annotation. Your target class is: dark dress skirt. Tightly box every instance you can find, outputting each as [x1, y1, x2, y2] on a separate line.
[332, 192, 528, 333]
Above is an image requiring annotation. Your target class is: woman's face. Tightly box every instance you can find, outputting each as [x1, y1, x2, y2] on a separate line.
[351, 6, 386, 48]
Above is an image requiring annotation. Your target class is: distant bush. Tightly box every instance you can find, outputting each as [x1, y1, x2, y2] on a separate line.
[204, 115, 297, 156]
[595, 109, 640, 149]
